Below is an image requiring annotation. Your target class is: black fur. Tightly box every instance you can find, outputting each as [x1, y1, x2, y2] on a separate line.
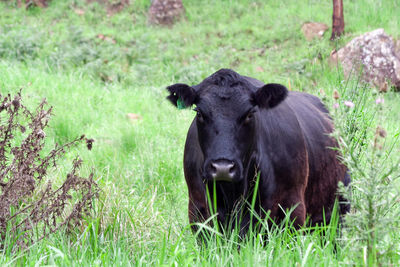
[166, 69, 350, 236]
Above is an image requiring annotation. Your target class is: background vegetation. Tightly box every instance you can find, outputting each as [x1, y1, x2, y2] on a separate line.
[0, 0, 399, 265]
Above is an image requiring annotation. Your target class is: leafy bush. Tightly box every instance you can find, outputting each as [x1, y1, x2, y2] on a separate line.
[0, 91, 98, 248]
[332, 81, 400, 265]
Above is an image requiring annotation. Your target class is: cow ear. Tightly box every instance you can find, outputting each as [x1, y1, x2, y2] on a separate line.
[252, 83, 288, 109]
[166, 83, 197, 109]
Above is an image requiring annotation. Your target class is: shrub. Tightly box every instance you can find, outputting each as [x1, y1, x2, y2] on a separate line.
[332, 81, 400, 265]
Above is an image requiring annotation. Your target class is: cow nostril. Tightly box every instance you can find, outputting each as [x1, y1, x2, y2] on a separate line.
[210, 163, 217, 174]
[210, 160, 236, 181]
[229, 163, 236, 174]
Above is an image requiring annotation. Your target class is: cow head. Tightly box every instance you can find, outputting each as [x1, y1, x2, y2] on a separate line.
[167, 69, 288, 183]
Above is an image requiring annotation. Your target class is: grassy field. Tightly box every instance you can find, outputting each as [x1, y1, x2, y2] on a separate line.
[1, 0, 400, 265]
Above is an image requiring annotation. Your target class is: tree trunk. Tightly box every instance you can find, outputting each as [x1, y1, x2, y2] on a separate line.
[148, 0, 185, 26]
[330, 0, 344, 40]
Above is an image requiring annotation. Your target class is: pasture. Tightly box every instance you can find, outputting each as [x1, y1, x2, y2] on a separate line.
[0, 0, 399, 265]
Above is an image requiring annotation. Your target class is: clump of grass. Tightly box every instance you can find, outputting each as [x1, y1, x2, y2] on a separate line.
[0, 27, 43, 61]
[0, 91, 98, 249]
[187, 174, 343, 265]
[48, 26, 123, 82]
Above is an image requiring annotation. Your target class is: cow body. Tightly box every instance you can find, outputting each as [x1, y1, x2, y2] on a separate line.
[167, 69, 349, 234]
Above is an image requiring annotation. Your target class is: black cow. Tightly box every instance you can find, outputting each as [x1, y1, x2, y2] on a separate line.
[166, 69, 349, 234]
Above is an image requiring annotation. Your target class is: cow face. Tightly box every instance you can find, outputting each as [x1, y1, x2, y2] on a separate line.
[167, 69, 288, 183]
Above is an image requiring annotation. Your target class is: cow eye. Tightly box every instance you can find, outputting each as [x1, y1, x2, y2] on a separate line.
[194, 108, 204, 123]
[244, 110, 255, 124]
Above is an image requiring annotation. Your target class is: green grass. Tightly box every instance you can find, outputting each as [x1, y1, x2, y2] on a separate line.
[1, 0, 400, 265]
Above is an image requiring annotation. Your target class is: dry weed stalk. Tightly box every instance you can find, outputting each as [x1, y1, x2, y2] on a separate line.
[0, 91, 98, 248]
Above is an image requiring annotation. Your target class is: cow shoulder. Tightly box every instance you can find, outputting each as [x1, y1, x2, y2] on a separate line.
[183, 120, 209, 223]
[286, 92, 347, 221]
[183, 120, 203, 180]
[258, 100, 309, 185]
[290, 91, 330, 114]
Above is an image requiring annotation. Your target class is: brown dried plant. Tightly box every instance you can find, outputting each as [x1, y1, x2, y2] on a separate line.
[0, 90, 98, 248]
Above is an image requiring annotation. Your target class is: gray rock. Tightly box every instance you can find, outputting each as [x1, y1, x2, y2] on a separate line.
[148, 0, 185, 26]
[333, 29, 400, 89]
[301, 22, 329, 41]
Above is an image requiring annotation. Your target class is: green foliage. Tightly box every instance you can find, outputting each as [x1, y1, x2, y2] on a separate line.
[0, 0, 400, 265]
[333, 81, 400, 265]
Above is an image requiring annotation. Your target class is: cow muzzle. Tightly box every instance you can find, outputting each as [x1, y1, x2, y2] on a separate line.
[208, 159, 237, 182]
